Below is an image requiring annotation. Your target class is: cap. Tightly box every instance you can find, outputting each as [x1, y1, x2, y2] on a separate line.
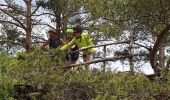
[66, 28, 74, 34]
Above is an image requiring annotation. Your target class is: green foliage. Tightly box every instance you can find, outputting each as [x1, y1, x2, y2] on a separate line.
[0, 48, 65, 99]
[0, 50, 170, 99]
[78, 0, 170, 39]
[0, 24, 22, 54]
[0, 52, 23, 99]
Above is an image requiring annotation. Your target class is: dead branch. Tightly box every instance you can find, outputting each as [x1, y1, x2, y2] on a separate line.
[65, 55, 132, 69]
[0, 40, 25, 47]
[0, 8, 26, 30]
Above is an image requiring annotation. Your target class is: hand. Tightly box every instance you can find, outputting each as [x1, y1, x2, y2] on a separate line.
[71, 45, 76, 49]
[79, 48, 83, 51]
[67, 49, 71, 53]
[41, 46, 49, 52]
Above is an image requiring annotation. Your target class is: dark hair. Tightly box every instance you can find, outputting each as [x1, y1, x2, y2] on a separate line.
[73, 25, 83, 33]
[48, 30, 58, 36]
[48, 30, 56, 33]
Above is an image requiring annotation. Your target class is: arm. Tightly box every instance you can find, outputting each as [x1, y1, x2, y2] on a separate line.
[60, 38, 76, 51]
[60, 38, 67, 45]
[41, 39, 50, 52]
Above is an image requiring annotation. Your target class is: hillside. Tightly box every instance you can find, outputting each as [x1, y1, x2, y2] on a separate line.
[0, 50, 170, 100]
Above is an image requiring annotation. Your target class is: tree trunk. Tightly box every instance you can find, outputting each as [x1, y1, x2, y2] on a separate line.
[159, 45, 165, 68]
[25, 0, 32, 53]
[62, 18, 68, 40]
[149, 24, 170, 73]
[128, 32, 134, 74]
[51, 0, 62, 44]
[56, 13, 61, 44]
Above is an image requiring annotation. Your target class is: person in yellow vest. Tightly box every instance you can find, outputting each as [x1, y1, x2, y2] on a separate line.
[61, 26, 96, 63]
[65, 28, 79, 65]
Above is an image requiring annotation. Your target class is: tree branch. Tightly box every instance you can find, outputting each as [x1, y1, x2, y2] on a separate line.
[1, 1, 26, 16]
[33, 23, 55, 30]
[0, 40, 25, 47]
[23, 0, 28, 4]
[65, 55, 133, 68]
[0, 4, 8, 7]
[31, 4, 41, 16]
[0, 8, 26, 30]
[0, 20, 22, 28]
[33, 12, 55, 17]
[19, 34, 47, 41]
[134, 42, 151, 51]
[32, 41, 45, 44]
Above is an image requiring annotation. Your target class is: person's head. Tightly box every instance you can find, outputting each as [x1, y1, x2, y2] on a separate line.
[66, 28, 74, 39]
[73, 25, 83, 38]
[48, 30, 57, 39]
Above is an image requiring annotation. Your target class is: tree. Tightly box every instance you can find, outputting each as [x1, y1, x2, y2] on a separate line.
[75, 0, 170, 74]
[0, 0, 47, 53]
[40, 0, 89, 40]
[0, 24, 24, 54]
[123, 0, 170, 73]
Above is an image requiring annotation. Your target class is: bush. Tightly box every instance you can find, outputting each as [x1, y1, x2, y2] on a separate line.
[0, 50, 170, 100]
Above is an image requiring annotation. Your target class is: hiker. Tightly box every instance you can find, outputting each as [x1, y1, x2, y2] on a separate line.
[65, 28, 79, 64]
[41, 30, 66, 52]
[61, 26, 96, 64]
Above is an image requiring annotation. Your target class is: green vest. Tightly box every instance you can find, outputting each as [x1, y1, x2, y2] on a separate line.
[61, 33, 96, 55]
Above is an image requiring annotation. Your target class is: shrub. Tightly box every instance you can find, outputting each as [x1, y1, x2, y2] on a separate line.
[0, 50, 170, 100]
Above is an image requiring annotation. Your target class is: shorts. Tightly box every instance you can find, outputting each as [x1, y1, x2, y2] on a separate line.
[66, 45, 79, 61]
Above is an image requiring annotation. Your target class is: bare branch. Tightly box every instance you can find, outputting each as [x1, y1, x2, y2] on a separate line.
[0, 20, 22, 28]
[33, 23, 55, 30]
[19, 33, 47, 41]
[0, 4, 8, 7]
[0, 40, 25, 47]
[2, 1, 26, 16]
[31, 4, 41, 16]
[81, 18, 93, 25]
[134, 42, 151, 51]
[33, 12, 55, 17]
[65, 53, 148, 68]
[0, 8, 26, 30]
[23, 0, 28, 4]
[32, 41, 45, 44]
[66, 55, 133, 68]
